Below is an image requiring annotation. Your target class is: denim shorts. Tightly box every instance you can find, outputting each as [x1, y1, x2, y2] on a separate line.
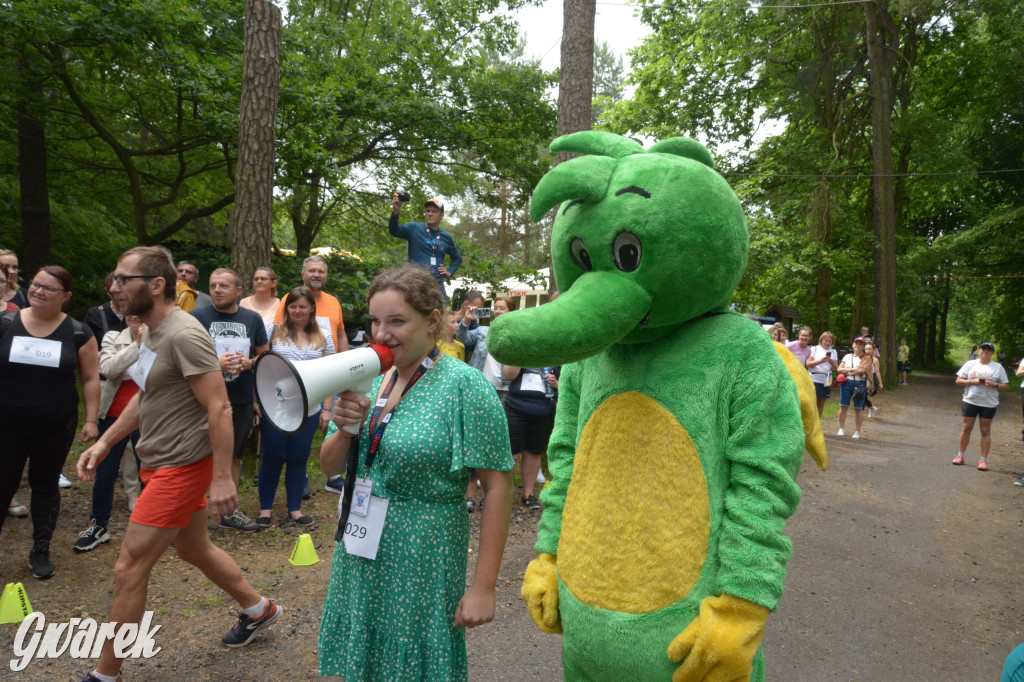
[839, 380, 866, 409]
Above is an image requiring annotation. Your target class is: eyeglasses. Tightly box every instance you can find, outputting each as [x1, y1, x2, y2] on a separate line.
[29, 280, 66, 295]
[111, 275, 155, 287]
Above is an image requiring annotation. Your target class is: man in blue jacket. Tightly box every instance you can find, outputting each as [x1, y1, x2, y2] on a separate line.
[389, 192, 462, 301]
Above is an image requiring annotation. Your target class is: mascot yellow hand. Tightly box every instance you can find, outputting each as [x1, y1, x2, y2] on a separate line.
[521, 553, 562, 634]
[667, 594, 770, 682]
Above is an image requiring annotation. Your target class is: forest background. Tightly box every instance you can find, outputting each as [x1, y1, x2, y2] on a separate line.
[1, 0, 1021, 372]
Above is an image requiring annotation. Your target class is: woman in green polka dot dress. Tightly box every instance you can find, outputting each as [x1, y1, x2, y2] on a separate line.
[318, 265, 514, 681]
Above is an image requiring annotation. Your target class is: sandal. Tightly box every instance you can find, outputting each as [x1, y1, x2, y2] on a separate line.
[977, 460, 989, 471]
[7, 505, 28, 518]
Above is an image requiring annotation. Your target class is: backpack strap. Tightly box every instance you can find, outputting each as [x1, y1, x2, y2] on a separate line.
[99, 303, 110, 337]
[71, 317, 90, 350]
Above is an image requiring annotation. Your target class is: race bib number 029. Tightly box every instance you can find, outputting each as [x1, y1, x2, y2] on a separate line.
[339, 494, 388, 560]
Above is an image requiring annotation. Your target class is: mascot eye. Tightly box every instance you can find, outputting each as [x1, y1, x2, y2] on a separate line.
[612, 232, 642, 272]
[570, 238, 593, 271]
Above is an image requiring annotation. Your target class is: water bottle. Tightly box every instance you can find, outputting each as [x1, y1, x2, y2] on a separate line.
[542, 367, 554, 398]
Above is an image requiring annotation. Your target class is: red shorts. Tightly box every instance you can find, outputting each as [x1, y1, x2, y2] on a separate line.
[131, 457, 213, 528]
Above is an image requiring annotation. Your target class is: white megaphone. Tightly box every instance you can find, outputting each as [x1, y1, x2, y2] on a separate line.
[254, 344, 395, 435]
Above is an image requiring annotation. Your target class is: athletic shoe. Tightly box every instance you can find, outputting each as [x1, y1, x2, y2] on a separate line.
[72, 672, 122, 682]
[222, 599, 282, 648]
[522, 495, 541, 510]
[7, 504, 28, 517]
[28, 545, 54, 579]
[1014, 477, 1024, 487]
[219, 509, 259, 533]
[836, 428, 845, 437]
[73, 522, 111, 553]
[977, 460, 989, 471]
[852, 431, 861, 439]
[951, 454, 965, 465]
[465, 498, 475, 513]
[536, 470, 547, 484]
[58, 474, 73, 488]
[325, 476, 344, 495]
[870, 407, 878, 418]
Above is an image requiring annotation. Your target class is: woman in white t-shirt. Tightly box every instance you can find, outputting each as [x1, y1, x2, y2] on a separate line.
[836, 337, 871, 438]
[806, 331, 839, 418]
[951, 342, 1008, 471]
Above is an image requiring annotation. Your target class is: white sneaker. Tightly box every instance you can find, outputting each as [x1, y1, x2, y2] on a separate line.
[58, 474, 72, 489]
[837, 428, 845, 437]
[536, 470, 547, 484]
[852, 431, 862, 439]
[870, 407, 878, 418]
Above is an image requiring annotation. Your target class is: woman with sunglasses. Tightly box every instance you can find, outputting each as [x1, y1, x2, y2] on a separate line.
[0, 266, 100, 579]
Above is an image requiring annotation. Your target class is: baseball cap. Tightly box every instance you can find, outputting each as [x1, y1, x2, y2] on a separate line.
[853, 336, 865, 343]
[980, 341, 995, 350]
[425, 198, 445, 213]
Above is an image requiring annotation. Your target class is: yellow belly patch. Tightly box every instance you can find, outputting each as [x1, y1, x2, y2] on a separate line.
[559, 392, 711, 614]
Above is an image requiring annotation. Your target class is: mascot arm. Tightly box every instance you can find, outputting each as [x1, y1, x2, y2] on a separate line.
[719, 351, 804, 610]
[534, 361, 583, 555]
[521, 552, 562, 634]
[667, 594, 770, 682]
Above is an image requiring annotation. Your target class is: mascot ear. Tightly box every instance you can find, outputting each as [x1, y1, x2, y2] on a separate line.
[551, 131, 644, 159]
[647, 137, 716, 170]
[530, 155, 617, 222]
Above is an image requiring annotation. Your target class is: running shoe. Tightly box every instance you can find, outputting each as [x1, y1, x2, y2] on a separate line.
[852, 431, 861, 439]
[222, 599, 282, 648]
[536, 469, 547, 484]
[977, 460, 989, 471]
[72, 672, 122, 682]
[522, 495, 541, 510]
[58, 474, 73, 489]
[1014, 477, 1024, 487]
[951, 454, 965, 465]
[73, 522, 111, 553]
[219, 509, 259, 533]
[8, 504, 28, 517]
[836, 428, 845, 437]
[325, 476, 344, 495]
[28, 545, 54, 579]
[465, 498, 475, 513]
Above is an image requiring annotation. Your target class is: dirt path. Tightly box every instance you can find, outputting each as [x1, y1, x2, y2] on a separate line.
[2, 370, 1022, 680]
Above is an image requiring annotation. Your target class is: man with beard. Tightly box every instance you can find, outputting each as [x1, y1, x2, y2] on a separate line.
[76, 247, 281, 682]
[191, 267, 268, 533]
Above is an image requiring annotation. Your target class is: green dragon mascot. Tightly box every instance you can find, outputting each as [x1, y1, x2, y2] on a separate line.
[487, 131, 825, 682]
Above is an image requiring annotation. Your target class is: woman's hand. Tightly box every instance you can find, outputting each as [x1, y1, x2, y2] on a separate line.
[453, 584, 496, 628]
[79, 420, 99, 443]
[545, 373, 559, 391]
[332, 390, 371, 434]
[464, 305, 478, 324]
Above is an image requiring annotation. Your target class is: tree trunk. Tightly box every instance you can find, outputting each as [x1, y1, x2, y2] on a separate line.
[17, 67, 52, 274]
[231, 0, 282, 291]
[926, 305, 937, 364]
[555, 0, 596, 165]
[865, 0, 899, 384]
[852, 269, 865, 341]
[914, 315, 927, 364]
[938, 285, 950, 361]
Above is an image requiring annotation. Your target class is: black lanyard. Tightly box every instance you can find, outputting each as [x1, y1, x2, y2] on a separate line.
[364, 347, 440, 469]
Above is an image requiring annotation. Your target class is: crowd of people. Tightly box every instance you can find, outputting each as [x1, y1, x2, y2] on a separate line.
[2, 207, 1021, 681]
[0, 213, 561, 680]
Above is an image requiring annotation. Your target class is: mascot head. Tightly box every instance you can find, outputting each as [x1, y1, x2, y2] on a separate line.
[487, 131, 748, 367]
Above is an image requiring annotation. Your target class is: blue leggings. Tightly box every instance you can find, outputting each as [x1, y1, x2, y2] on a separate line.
[91, 415, 141, 528]
[259, 413, 318, 513]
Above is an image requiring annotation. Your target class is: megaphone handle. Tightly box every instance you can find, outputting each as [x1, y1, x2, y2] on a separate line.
[335, 434, 361, 543]
[342, 378, 375, 436]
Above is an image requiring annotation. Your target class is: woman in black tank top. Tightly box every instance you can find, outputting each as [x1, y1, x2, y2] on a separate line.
[0, 266, 100, 579]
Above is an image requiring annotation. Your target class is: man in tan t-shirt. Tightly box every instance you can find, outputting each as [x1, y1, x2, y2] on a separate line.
[77, 247, 281, 682]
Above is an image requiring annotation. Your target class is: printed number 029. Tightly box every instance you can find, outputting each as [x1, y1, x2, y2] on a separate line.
[345, 522, 367, 539]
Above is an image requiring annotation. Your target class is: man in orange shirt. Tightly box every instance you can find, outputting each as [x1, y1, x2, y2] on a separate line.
[273, 255, 348, 430]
